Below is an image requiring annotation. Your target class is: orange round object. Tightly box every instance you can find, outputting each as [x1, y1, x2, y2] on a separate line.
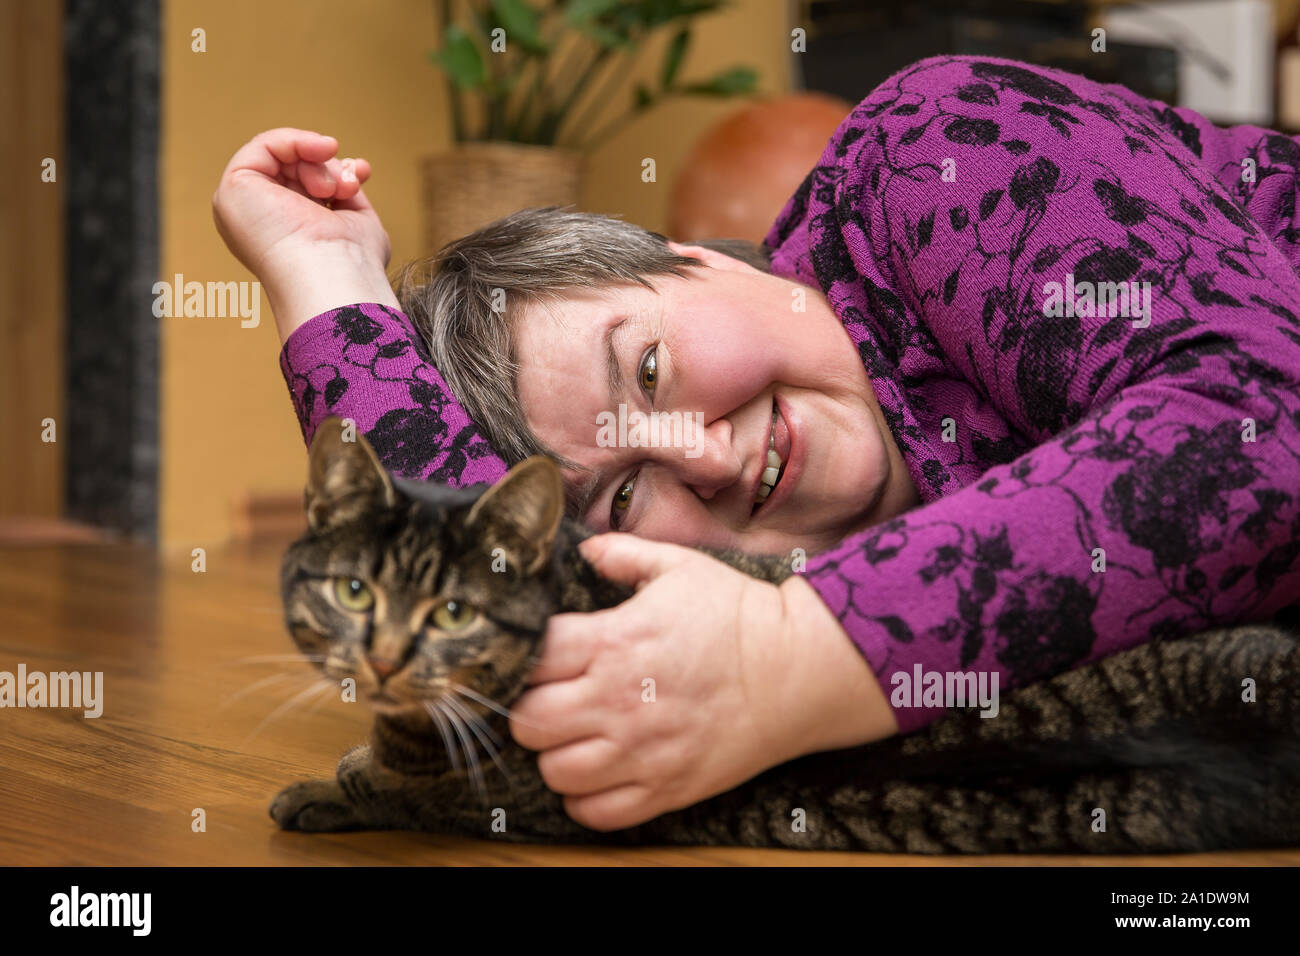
[668, 92, 856, 244]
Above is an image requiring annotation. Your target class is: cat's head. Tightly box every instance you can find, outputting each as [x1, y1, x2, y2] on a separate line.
[280, 417, 565, 722]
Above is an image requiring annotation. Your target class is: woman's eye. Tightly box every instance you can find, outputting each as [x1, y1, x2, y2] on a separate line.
[638, 348, 658, 394]
[333, 577, 374, 612]
[611, 474, 636, 528]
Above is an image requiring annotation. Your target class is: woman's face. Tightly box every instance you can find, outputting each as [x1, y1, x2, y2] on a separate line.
[514, 242, 919, 556]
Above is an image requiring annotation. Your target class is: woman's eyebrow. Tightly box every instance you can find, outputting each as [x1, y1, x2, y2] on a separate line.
[563, 313, 633, 524]
[604, 314, 631, 407]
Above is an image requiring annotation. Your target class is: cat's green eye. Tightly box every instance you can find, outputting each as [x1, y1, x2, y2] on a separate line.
[430, 599, 478, 631]
[333, 577, 373, 612]
[638, 348, 657, 393]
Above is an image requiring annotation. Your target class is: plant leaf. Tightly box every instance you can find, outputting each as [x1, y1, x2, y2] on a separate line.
[634, 83, 654, 108]
[682, 66, 757, 96]
[661, 27, 689, 89]
[573, 21, 631, 48]
[431, 25, 486, 90]
[491, 0, 547, 54]
[564, 0, 625, 24]
[637, 0, 726, 30]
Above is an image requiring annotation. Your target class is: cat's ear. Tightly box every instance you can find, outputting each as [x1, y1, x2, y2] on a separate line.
[465, 456, 563, 575]
[304, 417, 397, 533]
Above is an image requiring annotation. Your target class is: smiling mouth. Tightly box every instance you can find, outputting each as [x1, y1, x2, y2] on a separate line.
[751, 403, 787, 514]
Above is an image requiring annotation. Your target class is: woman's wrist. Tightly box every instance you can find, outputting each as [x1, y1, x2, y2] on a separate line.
[260, 239, 401, 343]
[770, 575, 899, 758]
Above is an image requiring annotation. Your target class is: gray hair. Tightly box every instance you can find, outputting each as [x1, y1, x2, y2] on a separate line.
[394, 205, 772, 491]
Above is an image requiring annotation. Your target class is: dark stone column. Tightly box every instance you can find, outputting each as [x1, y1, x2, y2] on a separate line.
[63, 0, 160, 539]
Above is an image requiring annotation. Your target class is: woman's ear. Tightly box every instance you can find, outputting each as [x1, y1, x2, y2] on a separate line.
[666, 240, 760, 274]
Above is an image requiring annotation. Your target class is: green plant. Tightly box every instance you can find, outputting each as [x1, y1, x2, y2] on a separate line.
[430, 0, 759, 149]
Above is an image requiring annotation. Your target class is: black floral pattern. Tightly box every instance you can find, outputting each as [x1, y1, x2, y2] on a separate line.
[762, 56, 1300, 730]
[279, 303, 507, 489]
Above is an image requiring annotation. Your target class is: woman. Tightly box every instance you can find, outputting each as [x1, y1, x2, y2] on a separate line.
[213, 56, 1300, 833]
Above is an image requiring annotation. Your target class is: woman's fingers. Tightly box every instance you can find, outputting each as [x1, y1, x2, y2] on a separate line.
[579, 533, 694, 590]
[327, 157, 370, 202]
[221, 127, 338, 181]
[297, 159, 336, 198]
[563, 784, 658, 832]
[537, 737, 634, 795]
[509, 674, 605, 751]
[280, 157, 372, 203]
[523, 608, 616, 686]
[217, 129, 374, 209]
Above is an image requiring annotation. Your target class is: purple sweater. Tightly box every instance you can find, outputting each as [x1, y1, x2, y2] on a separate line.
[280, 56, 1300, 734]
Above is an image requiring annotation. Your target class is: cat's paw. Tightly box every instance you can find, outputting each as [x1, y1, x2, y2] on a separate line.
[337, 743, 373, 779]
[270, 779, 363, 832]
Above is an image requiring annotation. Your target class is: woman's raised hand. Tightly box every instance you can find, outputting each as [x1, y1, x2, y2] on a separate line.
[212, 128, 401, 340]
[212, 128, 389, 276]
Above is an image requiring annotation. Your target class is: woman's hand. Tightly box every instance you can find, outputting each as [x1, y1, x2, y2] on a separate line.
[213, 127, 386, 273]
[509, 533, 898, 831]
[211, 128, 399, 340]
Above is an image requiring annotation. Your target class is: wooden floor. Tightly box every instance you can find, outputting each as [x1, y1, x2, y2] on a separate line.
[1, 540, 1295, 867]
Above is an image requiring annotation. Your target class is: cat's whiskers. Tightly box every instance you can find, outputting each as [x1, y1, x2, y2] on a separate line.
[443, 691, 504, 748]
[229, 653, 327, 665]
[424, 702, 464, 773]
[307, 681, 340, 714]
[448, 680, 545, 731]
[440, 701, 487, 801]
[443, 693, 513, 786]
[242, 678, 337, 745]
[217, 671, 305, 709]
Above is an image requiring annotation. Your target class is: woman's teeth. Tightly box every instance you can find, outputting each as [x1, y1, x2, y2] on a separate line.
[754, 410, 784, 509]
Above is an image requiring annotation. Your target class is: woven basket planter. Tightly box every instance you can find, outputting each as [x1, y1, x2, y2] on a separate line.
[420, 142, 585, 255]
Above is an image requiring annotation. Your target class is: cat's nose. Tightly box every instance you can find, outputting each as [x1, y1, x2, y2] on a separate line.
[368, 657, 399, 682]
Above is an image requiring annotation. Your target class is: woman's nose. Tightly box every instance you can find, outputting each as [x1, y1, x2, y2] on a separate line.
[660, 418, 738, 500]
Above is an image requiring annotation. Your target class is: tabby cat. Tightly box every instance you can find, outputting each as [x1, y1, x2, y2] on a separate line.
[272, 417, 1300, 852]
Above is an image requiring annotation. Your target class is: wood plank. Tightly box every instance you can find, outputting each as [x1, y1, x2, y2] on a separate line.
[0, 0, 64, 519]
[0, 541, 1294, 865]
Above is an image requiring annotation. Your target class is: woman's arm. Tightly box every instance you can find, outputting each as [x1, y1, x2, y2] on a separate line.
[767, 55, 1300, 732]
[211, 128, 394, 342]
[263, 241, 401, 343]
[213, 128, 508, 486]
[278, 301, 506, 487]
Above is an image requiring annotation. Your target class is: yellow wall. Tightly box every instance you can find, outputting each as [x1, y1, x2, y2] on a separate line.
[1, 0, 63, 519]
[159, 0, 791, 548]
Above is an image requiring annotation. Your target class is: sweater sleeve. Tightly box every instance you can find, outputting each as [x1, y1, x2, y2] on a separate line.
[279, 301, 508, 486]
[766, 56, 1300, 732]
